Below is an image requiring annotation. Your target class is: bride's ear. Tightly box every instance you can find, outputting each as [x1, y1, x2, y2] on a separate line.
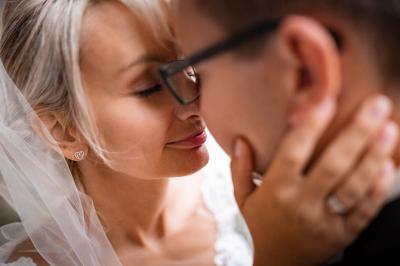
[36, 112, 88, 161]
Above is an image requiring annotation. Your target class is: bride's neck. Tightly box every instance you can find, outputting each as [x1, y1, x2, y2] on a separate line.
[79, 163, 172, 248]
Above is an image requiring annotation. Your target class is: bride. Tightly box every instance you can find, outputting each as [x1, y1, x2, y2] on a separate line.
[0, 0, 252, 265]
[0, 0, 396, 265]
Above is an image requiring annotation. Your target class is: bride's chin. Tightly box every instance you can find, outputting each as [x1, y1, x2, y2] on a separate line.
[172, 146, 210, 177]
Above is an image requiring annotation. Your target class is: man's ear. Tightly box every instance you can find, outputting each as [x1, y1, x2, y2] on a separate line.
[37, 112, 88, 161]
[277, 15, 342, 119]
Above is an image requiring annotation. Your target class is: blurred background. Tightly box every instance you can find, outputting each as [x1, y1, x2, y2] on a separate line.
[0, 0, 17, 228]
[0, 197, 18, 226]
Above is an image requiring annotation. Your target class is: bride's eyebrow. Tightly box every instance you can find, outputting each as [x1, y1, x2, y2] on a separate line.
[117, 53, 169, 76]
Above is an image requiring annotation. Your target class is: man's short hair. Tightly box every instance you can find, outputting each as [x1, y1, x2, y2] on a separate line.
[195, 0, 400, 82]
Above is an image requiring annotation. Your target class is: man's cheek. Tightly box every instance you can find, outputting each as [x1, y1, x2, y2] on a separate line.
[199, 88, 218, 116]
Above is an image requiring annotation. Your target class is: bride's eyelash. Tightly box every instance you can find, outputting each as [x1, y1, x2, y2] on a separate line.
[135, 84, 162, 98]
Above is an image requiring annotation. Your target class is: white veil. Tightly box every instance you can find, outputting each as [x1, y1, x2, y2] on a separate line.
[0, 58, 121, 264]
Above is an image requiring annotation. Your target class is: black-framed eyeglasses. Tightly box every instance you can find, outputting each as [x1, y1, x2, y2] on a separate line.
[159, 19, 281, 105]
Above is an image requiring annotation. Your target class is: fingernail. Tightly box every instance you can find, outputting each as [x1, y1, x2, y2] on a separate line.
[383, 160, 395, 178]
[368, 96, 391, 120]
[290, 98, 334, 126]
[316, 98, 334, 114]
[379, 123, 398, 146]
[234, 139, 243, 158]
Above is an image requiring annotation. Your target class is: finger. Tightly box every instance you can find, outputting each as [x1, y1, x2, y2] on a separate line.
[332, 122, 398, 211]
[265, 97, 336, 188]
[231, 138, 257, 209]
[305, 95, 392, 200]
[344, 160, 395, 236]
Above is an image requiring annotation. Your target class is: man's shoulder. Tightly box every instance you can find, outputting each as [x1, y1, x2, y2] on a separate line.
[329, 198, 400, 266]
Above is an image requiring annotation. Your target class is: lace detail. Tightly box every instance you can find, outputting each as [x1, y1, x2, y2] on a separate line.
[1, 257, 36, 266]
[202, 139, 253, 266]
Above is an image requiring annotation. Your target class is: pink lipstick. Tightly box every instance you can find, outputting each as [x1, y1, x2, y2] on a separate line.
[167, 130, 207, 149]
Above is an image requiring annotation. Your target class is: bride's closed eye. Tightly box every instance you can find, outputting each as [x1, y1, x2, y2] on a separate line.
[135, 84, 163, 98]
[131, 66, 165, 99]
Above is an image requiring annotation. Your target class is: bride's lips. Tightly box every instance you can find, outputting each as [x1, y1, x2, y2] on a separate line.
[166, 130, 207, 149]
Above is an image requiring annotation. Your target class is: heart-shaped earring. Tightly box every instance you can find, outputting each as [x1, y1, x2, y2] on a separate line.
[74, 151, 85, 161]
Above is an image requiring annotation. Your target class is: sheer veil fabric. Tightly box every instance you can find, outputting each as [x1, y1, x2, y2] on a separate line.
[0, 58, 122, 265]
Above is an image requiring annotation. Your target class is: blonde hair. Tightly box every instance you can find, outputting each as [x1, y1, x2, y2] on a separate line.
[0, 0, 174, 175]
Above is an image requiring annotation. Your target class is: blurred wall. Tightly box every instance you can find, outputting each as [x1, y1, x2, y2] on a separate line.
[0, 197, 19, 226]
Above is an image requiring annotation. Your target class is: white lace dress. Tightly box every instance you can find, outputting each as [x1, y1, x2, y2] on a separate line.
[201, 137, 254, 266]
[1, 258, 35, 266]
[3, 139, 253, 266]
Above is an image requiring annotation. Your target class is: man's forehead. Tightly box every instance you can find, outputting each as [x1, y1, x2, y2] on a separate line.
[170, 0, 232, 60]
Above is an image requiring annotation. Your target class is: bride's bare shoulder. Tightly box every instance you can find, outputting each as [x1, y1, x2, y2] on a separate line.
[6, 240, 48, 266]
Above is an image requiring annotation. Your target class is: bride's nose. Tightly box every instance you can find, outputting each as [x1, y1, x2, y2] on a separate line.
[175, 99, 201, 121]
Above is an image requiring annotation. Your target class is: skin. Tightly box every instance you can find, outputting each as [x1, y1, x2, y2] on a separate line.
[38, 2, 216, 265]
[8, 1, 397, 266]
[172, 1, 400, 265]
[172, 1, 400, 170]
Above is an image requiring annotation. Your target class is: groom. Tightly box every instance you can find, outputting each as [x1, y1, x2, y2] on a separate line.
[161, 0, 400, 265]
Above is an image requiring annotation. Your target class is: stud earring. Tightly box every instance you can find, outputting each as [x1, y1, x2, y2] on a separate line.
[74, 151, 85, 161]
